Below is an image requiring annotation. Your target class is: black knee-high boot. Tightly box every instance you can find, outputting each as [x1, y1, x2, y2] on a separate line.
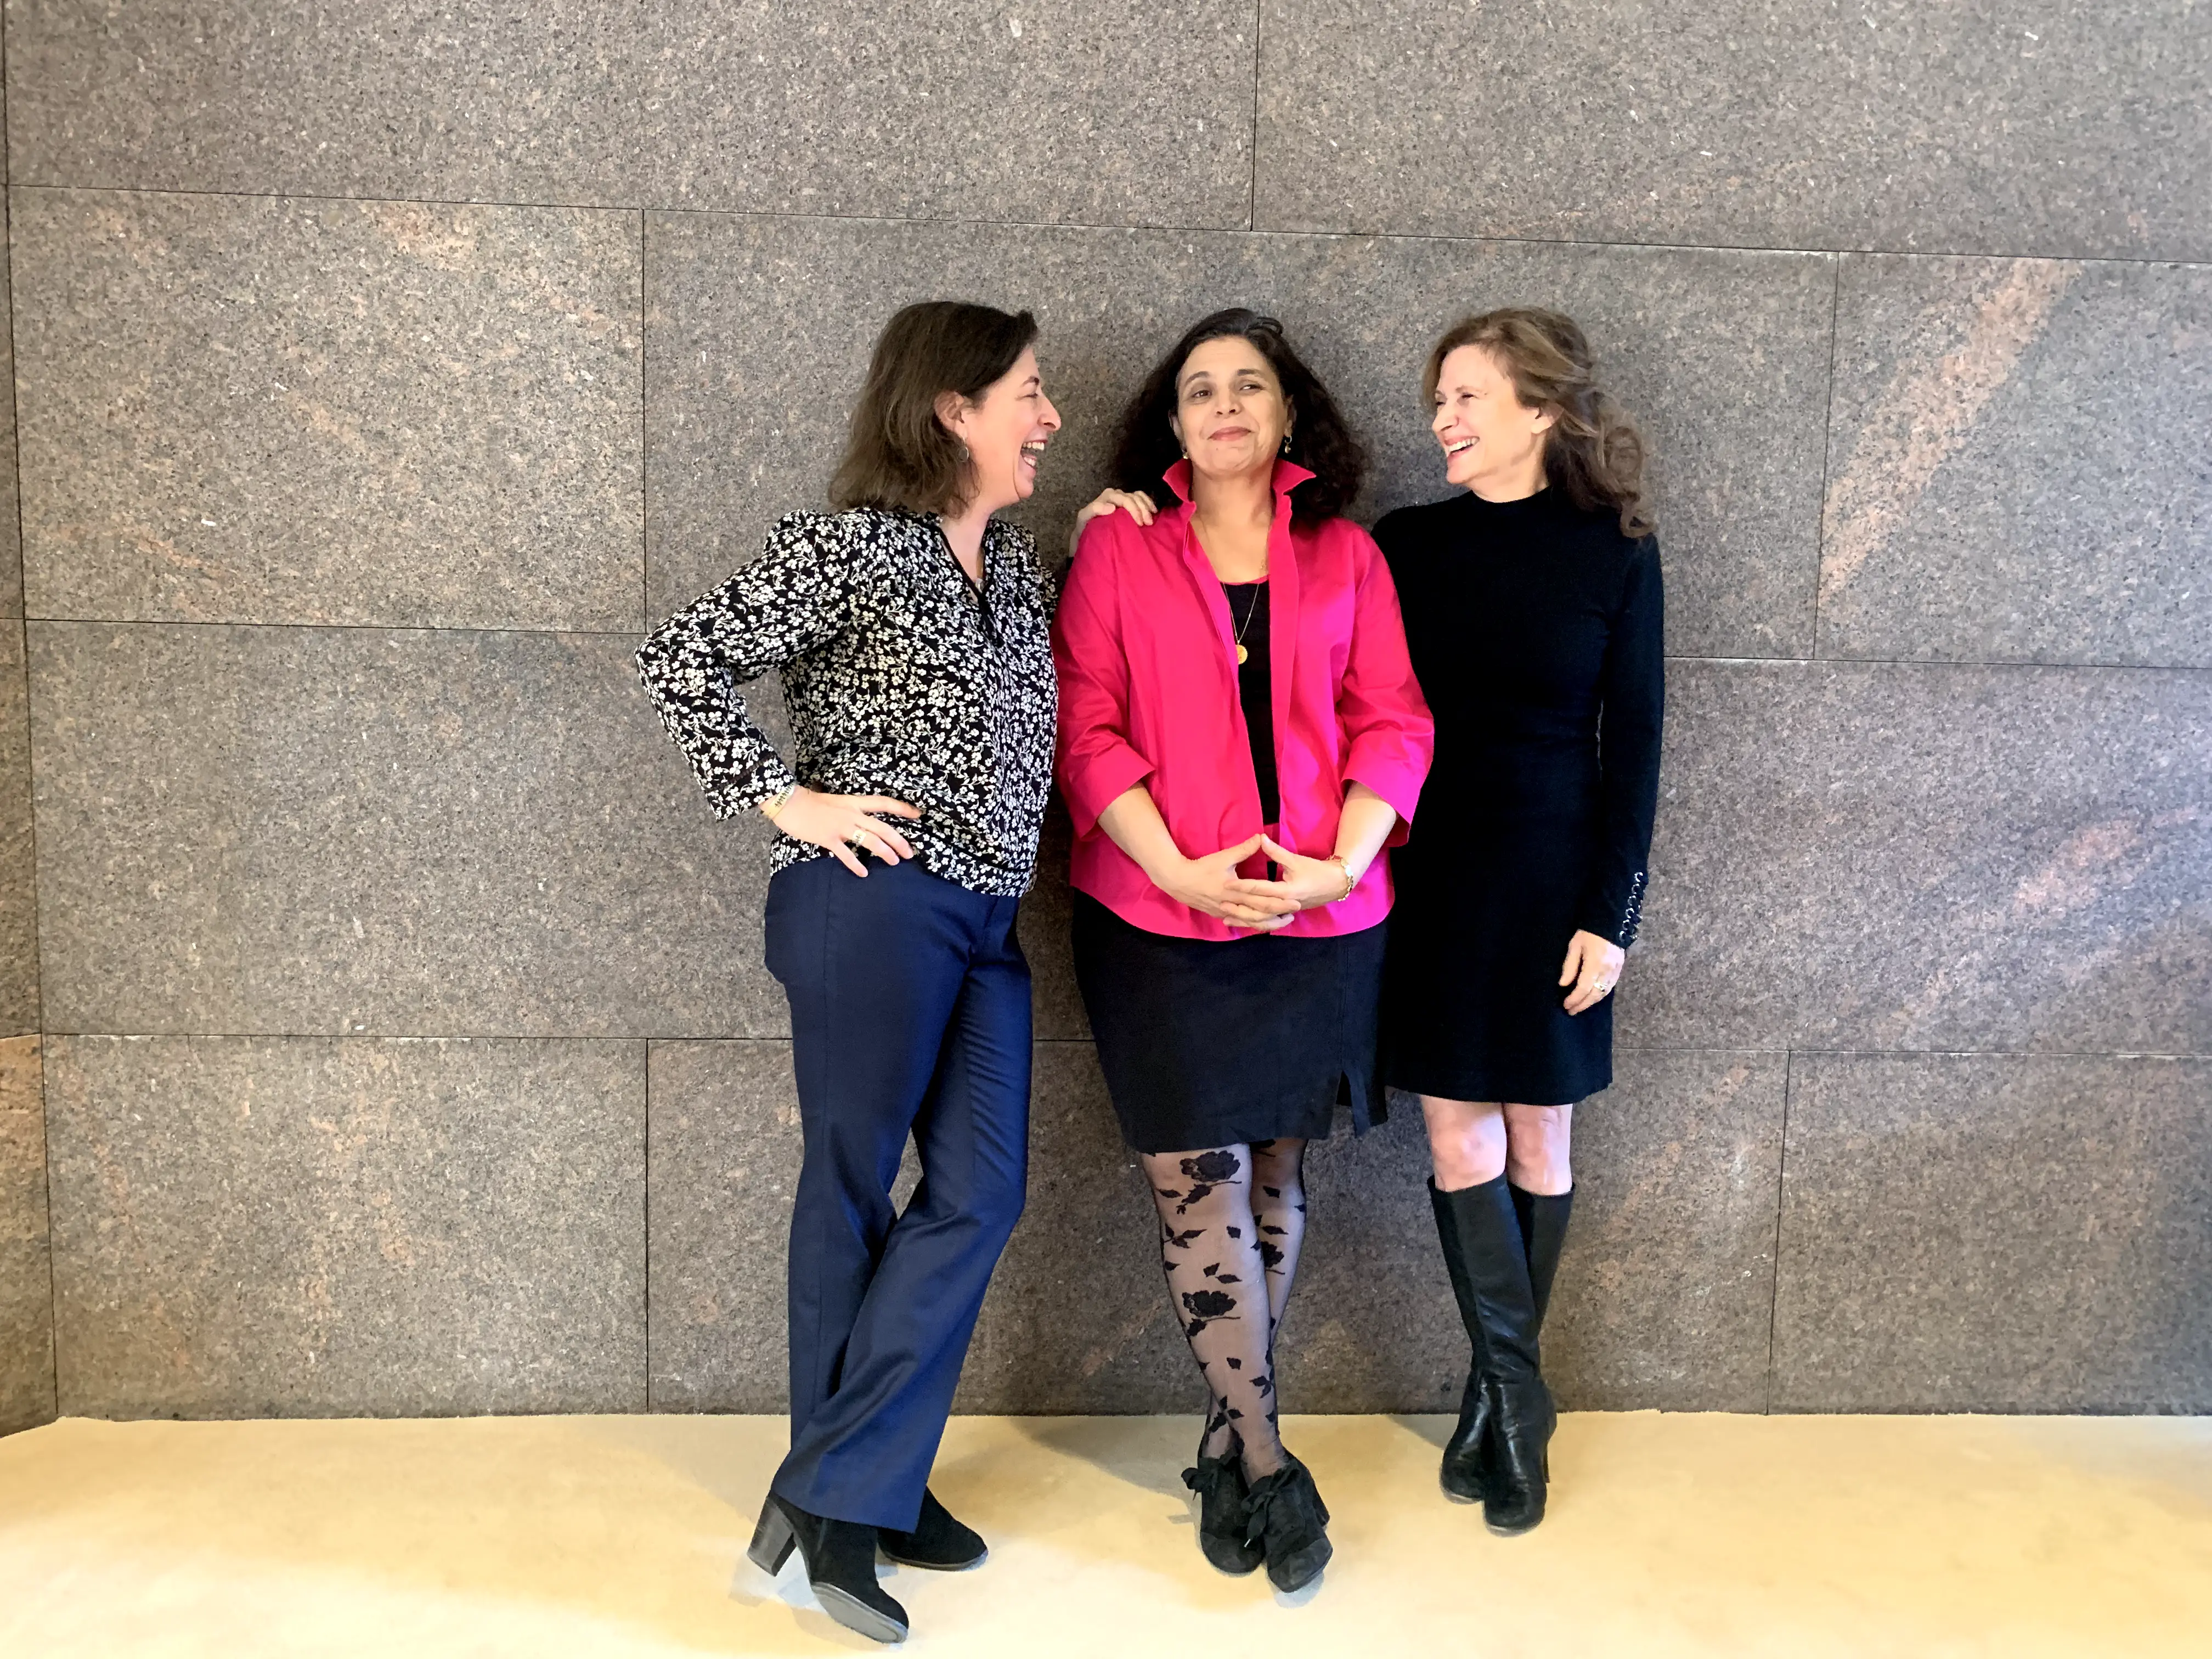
[1512, 1183, 1574, 1326]
[1430, 1176, 1555, 1534]
[1429, 1181, 1494, 1504]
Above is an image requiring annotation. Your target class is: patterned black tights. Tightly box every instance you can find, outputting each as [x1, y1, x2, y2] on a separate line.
[1143, 1138, 1310, 1481]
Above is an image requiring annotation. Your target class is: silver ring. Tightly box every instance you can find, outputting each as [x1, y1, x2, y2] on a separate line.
[1593, 979, 1613, 994]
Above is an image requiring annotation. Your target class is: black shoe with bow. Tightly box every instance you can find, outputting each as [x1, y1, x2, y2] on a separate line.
[877, 1488, 987, 1571]
[748, 1492, 909, 1645]
[1182, 1447, 1264, 1576]
[1242, 1453, 1332, 1593]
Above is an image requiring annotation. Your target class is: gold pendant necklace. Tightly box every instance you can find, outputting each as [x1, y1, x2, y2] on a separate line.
[1229, 582, 1263, 664]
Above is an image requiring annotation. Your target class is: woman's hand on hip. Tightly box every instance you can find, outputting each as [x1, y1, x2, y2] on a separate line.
[1069, 489, 1158, 558]
[1252, 834, 1361, 910]
[1559, 929, 1627, 1014]
[767, 787, 921, 878]
[1153, 834, 1297, 930]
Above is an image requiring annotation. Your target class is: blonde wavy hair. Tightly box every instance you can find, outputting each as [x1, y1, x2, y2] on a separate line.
[1423, 308, 1655, 539]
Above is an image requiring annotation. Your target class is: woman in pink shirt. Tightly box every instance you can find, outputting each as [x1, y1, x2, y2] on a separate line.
[1054, 309, 1432, 1594]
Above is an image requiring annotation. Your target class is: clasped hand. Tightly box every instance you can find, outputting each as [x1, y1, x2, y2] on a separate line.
[1156, 833, 1352, 932]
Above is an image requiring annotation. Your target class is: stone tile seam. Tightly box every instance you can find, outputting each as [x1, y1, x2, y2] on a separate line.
[4, 72, 58, 1405]
[635, 207, 649, 640]
[1764, 1048, 1793, 1414]
[1589, 1043, 1796, 1053]
[13, 635, 55, 1420]
[641, 1005, 654, 1413]
[1776, 1048, 2212, 1061]
[37, 1033, 2211, 1061]
[9, 180, 2211, 272]
[36, 1032, 1096, 1046]
[4, 8, 62, 1408]
[1810, 259, 1842, 658]
[0, 143, 22, 624]
[1680, 655, 2212, 675]
[43, 1031, 791, 1045]
[19, 619, 2212, 678]
[3, 229, 44, 1014]
[1245, 0, 1262, 233]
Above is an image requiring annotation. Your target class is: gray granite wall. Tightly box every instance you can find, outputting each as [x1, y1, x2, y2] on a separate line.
[2, 3, 2204, 1427]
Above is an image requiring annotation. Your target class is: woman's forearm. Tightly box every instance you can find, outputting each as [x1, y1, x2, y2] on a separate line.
[1094, 785, 1188, 885]
[1333, 783, 1398, 879]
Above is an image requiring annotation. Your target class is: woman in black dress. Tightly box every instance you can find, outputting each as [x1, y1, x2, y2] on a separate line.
[1376, 308, 1663, 1536]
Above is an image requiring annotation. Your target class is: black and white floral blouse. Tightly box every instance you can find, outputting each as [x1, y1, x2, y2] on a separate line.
[636, 507, 1060, 898]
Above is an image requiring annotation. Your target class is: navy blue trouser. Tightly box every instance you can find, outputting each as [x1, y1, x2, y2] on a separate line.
[763, 853, 1031, 1531]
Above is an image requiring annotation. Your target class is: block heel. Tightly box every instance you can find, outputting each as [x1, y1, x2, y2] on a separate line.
[747, 1496, 797, 1576]
[748, 1492, 909, 1644]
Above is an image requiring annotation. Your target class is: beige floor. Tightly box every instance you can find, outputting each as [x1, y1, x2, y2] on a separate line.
[3, 1412, 2209, 1657]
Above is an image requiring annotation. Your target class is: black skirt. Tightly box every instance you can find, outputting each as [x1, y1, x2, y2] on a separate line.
[1072, 892, 1389, 1154]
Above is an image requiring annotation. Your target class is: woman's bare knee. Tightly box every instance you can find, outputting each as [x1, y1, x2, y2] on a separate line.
[1421, 1096, 1507, 1190]
[1502, 1103, 1573, 1193]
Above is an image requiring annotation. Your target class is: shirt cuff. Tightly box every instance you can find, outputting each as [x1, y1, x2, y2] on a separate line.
[1062, 746, 1156, 839]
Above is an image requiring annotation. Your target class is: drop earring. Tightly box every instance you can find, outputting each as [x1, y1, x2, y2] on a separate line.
[1280, 432, 1293, 455]
[957, 443, 970, 462]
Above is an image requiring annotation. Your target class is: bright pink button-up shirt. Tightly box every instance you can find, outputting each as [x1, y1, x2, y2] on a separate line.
[1053, 460, 1435, 941]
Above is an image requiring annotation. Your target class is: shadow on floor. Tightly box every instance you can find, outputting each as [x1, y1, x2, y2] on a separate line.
[1001, 1413, 1196, 1499]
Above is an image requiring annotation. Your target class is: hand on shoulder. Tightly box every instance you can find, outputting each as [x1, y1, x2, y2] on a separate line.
[1068, 489, 1159, 560]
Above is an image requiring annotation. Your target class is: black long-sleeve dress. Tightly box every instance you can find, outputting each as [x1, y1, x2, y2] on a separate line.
[1375, 487, 1664, 1105]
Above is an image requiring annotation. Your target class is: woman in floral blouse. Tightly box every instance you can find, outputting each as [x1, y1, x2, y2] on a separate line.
[637, 300, 1062, 1647]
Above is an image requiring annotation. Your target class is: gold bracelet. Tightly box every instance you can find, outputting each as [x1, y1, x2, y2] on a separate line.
[1327, 855, 1356, 902]
[758, 782, 798, 822]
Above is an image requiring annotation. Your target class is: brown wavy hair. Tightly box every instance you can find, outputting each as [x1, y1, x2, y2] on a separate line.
[1423, 308, 1655, 538]
[830, 300, 1039, 516]
[1111, 308, 1367, 523]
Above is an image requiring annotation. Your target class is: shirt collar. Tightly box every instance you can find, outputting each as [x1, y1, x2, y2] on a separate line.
[1163, 457, 1316, 506]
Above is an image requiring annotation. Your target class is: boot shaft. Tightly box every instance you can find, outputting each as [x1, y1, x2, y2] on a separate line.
[1511, 1183, 1575, 1328]
[1428, 1175, 1544, 1380]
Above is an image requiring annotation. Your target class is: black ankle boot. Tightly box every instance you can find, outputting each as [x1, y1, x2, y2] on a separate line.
[877, 1487, 986, 1571]
[1184, 1448, 1264, 1575]
[1430, 1176, 1556, 1534]
[749, 1493, 910, 1644]
[1243, 1454, 1332, 1592]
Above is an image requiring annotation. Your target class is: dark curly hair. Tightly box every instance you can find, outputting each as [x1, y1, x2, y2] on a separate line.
[1109, 308, 1366, 523]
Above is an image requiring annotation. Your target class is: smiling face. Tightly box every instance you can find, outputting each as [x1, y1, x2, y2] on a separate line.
[940, 345, 1061, 514]
[1432, 343, 1554, 498]
[1169, 335, 1292, 487]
